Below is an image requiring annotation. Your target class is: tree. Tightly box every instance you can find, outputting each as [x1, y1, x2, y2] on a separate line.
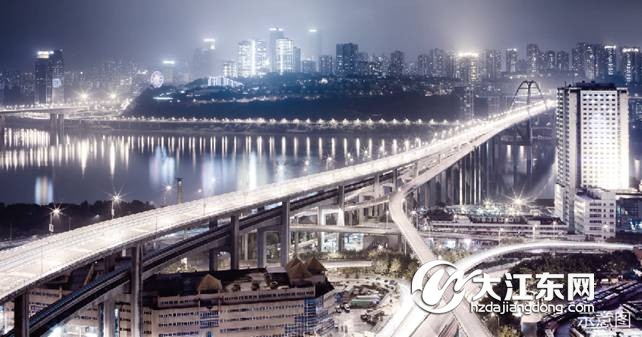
[499, 325, 520, 337]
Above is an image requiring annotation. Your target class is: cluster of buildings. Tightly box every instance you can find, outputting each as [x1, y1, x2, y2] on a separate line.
[6, 34, 642, 107]
[1, 258, 337, 337]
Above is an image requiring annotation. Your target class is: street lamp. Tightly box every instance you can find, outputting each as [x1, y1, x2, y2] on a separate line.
[49, 208, 61, 234]
[111, 194, 122, 219]
[163, 185, 172, 206]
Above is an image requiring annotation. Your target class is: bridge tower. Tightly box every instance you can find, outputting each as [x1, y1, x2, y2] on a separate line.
[502, 80, 547, 190]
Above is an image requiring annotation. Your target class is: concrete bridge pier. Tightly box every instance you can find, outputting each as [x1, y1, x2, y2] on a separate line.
[99, 299, 115, 337]
[280, 200, 290, 267]
[0, 115, 5, 142]
[14, 291, 29, 337]
[230, 215, 240, 270]
[208, 219, 219, 271]
[257, 228, 267, 268]
[129, 244, 143, 337]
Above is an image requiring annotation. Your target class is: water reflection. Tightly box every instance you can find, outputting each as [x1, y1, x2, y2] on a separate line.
[0, 128, 430, 205]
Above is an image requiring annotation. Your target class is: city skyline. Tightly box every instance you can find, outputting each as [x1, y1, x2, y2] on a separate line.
[4, 0, 642, 70]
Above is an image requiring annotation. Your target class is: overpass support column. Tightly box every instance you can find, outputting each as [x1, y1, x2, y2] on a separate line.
[338, 233, 346, 252]
[374, 173, 381, 196]
[337, 185, 345, 207]
[242, 234, 249, 261]
[129, 244, 143, 337]
[14, 292, 29, 337]
[230, 215, 240, 270]
[392, 168, 398, 189]
[293, 232, 299, 257]
[209, 250, 219, 272]
[100, 299, 115, 337]
[208, 219, 219, 271]
[280, 200, 291, 267]
[257, 228, 266, 268]
[0, 115, 5, 142]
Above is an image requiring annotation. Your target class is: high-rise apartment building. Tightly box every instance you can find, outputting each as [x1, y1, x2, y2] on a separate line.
[237, 40, 268, 78]
[275, 38, 294, 74]
[556, 50, 570, 73]
[505, 49, 518, 74]
[269, 27, 285, 72]
[484, 49, 502, 80]
[526, 43, 541, 74]
[319, 55, 333, 76]
[335, 43, 359, 76]
[621, 47, 640, 84]
[389, 50, 405, 77]
[604, 45, 617, 77]
[456, 52, 479, 84]
[555, 83, 629, 229]
[34, 51, 53, 105]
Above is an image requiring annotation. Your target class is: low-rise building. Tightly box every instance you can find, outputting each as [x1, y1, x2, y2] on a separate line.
[574, 188, 616, 240]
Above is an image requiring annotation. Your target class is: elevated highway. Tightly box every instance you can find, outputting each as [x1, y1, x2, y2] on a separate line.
[1, 100, 548, 337]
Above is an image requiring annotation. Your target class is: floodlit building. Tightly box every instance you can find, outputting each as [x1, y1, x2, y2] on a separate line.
[574, 188, 616, 240]
[268, 27, 285, 72]
[34, 50, 53, 105]
[505, 48, 518, 74]
[221, 61, 238, 78]
[621, 47, 640, 84]
[456, 52, 479, 84]
[237, 40, 268, 78]
[274, 38, 295, 74]
[554, 82, 629, 230]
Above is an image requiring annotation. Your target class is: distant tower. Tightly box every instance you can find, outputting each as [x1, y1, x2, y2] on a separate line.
[176, 178, 184, 204]
[34, 51, 53, 105]
[269, 27, 285, 72]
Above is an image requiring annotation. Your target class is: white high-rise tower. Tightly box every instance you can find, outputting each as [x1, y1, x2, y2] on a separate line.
[554, 82, 629, 229]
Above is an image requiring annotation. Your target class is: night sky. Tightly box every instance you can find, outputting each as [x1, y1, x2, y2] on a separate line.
[2, 0, 642, 70]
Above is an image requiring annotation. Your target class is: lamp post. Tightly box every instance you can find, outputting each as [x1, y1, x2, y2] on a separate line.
[385, 210, 390, 229]
[163, 185, 172, 206]
[49, 208, 61, 234]
[111, 194, 121, 219]
[410, 210, 418, 229]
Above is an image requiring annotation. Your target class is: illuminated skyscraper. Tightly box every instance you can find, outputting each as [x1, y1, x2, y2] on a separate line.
[456, 52, 479, 84]
[505, 49, 518, 74]
[269, 27, 285, 72]
[161, 60, 176, 83]
[556, 50, 569, 73]
[621, 47, 640, 84]
[389, 50, 405, 77]
[543, 50, 556, 72]
[429, 48, 448, 77]
[34, 50, 53, 105]
[417, 54, 430, 76]
[237, 40, 268, 77]
[526, 43, 540, 74]
[483, 49, 501, 80]
[275, 38, 294, 74]
[335, 43, 358, 76]
[192, 38, 217, 78]
[319, 55, 333, 76]
[308, 28, 322, 70]
[50, 49, 64, 103]
[293, 46, 302, 73]
[604, 45, 617, 77]
[554, 83, 629, 230]
[571, 43, 588, 77]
